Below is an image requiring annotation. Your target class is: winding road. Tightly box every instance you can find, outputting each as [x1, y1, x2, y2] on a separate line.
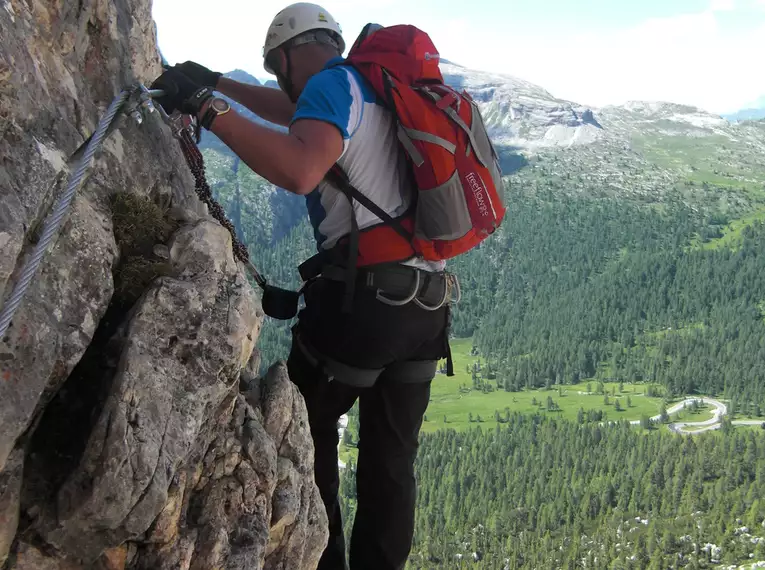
[627, 397, 764, 434]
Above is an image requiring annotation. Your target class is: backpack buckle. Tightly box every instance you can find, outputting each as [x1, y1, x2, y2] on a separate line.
[436, 91, 458, 110]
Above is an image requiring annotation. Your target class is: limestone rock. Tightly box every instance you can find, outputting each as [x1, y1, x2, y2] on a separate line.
[40, 221, 261, 561]
[3, 543, 81, 570]
[0, 195, 117, 473]
[126, 366, 327, 570]
[0, 449, 24, 566]
[0, 0, 327, 568]
[0, 0, 192, 473]
[260, 365, 328, 570]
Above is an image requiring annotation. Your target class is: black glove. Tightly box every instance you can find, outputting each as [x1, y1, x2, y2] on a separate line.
[150, 67, 214, 116]
[175, 60, 222, 88]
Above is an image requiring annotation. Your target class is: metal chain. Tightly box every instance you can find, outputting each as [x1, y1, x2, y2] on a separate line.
[0, 89, 132, 340]
[177, 129, 267, 288]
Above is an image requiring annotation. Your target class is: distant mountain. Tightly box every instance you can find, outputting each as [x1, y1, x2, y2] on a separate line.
[223, 69, 261, 85]
[199, 68, 304, 256]
[438, 63, 765, 197]
[440, 62, 602, 151]
[723, 95, 765, 122]
[597, 100, 739, 140]
[199, 69, 285, 153]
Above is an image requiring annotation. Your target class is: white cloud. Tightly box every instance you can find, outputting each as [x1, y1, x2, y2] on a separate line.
[710, 0, 735, 11]
[152, 0, 401, 76]
[433, 9, 765, 113]
[152, 0, 765, 114]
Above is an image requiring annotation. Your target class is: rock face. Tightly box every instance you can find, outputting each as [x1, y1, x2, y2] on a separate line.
[0, 1, 326, 568]
[581, 109, 602, 129]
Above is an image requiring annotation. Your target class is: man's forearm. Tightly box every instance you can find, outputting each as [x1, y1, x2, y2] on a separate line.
[208, 108, 318, 195]
[216, 78, 295, 127]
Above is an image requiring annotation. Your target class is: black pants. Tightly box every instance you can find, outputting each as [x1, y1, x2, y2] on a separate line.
[286, 276, 449, 570]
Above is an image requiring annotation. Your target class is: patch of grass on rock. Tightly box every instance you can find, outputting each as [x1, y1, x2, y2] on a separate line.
[109, 192, 179, 306]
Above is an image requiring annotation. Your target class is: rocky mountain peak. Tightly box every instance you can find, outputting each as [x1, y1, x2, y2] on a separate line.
[622, 100, 695, 113]
[0, 1, 325, 569]
[224, 69, 261, 85]
[615, 100, 726, 123]
[597, 99, 736, 140]
[439, 62, 604, 150]
[724, 95, 765, 123]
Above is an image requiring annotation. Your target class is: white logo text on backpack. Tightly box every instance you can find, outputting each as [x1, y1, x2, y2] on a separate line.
[466, 172, 489, 217]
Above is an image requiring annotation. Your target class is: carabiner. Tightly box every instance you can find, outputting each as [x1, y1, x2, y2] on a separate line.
[414, 278, 449, 311]
[376, 271, 421, 307]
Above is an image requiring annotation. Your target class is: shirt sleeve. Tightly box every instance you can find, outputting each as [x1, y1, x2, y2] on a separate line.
[290, 67, 362, 156]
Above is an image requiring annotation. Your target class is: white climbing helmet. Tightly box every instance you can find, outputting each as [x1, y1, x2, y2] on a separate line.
[262, 3, 345, 74]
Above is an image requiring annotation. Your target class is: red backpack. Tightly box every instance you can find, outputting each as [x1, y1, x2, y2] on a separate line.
[325, 23, 506, 268]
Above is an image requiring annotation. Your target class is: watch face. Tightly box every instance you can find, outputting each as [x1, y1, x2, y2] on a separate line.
[212, 98, 230, 113]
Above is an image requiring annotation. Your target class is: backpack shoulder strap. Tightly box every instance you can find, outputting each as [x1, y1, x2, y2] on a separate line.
[326, 165, 413, 243]
[324, 165, 414, 313]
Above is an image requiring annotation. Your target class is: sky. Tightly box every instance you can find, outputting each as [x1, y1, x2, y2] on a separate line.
[152, 0, 765, 114]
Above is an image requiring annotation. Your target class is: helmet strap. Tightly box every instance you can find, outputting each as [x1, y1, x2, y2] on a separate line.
[271, 31, 340, 104]
[277, 47, 299, 104]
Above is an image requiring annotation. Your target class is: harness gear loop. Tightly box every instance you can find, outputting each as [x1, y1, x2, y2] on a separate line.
[451, 273, 462, 304]
[375, 270, 421, 307]
[413, 275, 450, 311]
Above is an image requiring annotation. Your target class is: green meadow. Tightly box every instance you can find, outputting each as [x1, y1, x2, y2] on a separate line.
[338, 339, 764, 464]
[420, 338, 667, 433]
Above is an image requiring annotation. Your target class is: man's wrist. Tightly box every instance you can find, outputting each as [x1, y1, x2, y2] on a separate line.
[198, 96, 232, 131]
[182, 86, 214, 116]
[196, 98, 213, 122]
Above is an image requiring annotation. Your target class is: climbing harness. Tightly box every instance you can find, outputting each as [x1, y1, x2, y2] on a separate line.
[375, 270, 461, 312]
[0, 83, 269, 340]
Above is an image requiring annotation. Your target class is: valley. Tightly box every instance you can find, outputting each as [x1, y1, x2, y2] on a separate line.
[419, 339, 763, 435]
[338, 338, 764, 464]
[198, 64, 765, 570]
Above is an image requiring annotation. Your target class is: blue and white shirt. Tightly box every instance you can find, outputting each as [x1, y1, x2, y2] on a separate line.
[290, 56, 445, 272]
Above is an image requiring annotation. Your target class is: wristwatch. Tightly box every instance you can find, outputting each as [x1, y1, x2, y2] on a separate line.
[200, 96, 231, 130]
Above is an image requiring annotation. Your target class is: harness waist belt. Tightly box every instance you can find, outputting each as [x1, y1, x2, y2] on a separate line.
[320, 264, 449, 306]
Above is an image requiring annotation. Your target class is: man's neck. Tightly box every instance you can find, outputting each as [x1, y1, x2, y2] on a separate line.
[311, 51, 339, 73]
[292, 48, 340, 93]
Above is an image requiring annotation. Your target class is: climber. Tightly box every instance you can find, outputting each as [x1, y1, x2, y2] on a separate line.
[150, 3, 451, 570]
